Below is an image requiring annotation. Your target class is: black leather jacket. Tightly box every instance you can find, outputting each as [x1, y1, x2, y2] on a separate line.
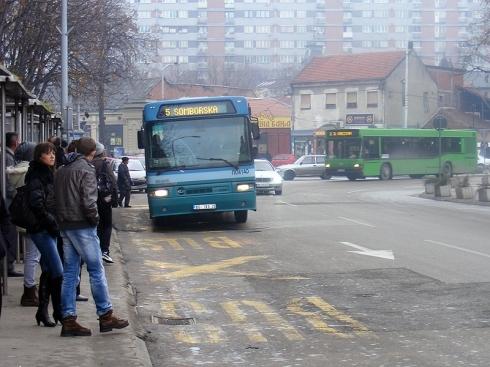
[24, 161, 59, 236]
[54, 154, 99, 229]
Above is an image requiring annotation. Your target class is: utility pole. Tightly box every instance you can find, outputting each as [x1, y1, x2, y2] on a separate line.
[404, 41, 412, 128]
[60, 0, 68, 138]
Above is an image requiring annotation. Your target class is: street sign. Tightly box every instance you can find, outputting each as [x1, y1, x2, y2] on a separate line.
[433, 115, 447, 130]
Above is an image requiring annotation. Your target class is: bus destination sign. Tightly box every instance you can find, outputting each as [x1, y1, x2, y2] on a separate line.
[158, 101, 236, 118]
[326, 130, 359, 137]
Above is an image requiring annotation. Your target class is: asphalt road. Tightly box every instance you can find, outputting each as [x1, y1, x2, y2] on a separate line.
[114, 178, 490, 367]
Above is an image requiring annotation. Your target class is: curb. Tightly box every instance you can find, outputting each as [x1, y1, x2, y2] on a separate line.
[111, 229, 153, 367]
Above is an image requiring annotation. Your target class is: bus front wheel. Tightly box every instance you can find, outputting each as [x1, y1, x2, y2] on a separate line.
[379, 163, 392, 180]
[234, 210, 248, 223]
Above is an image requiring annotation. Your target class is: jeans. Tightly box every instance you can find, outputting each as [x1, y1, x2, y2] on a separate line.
[23, 235, 40, 287]
[60, 227, 112, 317]
[30, 231, 63, 279]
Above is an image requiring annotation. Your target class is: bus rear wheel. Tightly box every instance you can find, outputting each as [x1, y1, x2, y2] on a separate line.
[442, 162, 453, 177]
[379, 163, 392, 180]
[234, 210, 248, 223]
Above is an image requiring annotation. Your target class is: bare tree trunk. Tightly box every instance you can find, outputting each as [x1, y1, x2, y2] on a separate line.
[97, 82, 106, 147]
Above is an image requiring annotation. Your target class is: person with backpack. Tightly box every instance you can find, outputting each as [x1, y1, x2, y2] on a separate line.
[8, 142, 41, 307]
[93, 142, 117, 264]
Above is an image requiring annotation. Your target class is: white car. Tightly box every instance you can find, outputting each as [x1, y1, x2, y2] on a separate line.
[254, 159, 283, 195]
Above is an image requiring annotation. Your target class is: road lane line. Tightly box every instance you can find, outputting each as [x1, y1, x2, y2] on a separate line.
[287, 298, 348, 338]
[181, 238, 203, 250]
[277, 200, 298, 207]
[242, 300, 304, 341]
[338, 216, 376, 228]
[424, 239, 490, 259]
[307, 296, 371, 337]
[222, 301, 268, 343]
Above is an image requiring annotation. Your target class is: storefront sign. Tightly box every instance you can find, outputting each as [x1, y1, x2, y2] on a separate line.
[345, 114, 374, 125]
[258, 115, 291, 129]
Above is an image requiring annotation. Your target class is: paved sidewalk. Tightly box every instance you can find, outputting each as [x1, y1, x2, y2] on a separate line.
[0, 232, 152, 367]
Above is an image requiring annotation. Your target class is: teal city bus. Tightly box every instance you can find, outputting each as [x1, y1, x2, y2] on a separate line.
[324, 128, 477, 180]
[138, 96, 260, 223]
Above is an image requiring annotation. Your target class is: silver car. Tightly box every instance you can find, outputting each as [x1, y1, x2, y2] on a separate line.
[276, 155, 329, 181]
[254, 159, 283, 195]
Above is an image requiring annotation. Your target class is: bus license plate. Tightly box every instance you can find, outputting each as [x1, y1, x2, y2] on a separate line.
[193, 204, 216, 210]
[337, 169, 345, 172]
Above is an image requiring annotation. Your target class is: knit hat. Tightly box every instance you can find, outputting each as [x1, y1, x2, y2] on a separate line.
[95, 142, 105, 156]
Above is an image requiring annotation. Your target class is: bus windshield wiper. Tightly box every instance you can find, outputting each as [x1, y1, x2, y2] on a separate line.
[196, 157, 239, 170]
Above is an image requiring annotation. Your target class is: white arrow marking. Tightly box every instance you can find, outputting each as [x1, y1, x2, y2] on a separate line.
[340, 241, 395, 260]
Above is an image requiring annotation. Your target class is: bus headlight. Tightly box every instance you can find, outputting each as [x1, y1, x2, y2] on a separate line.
[326, 163, 331, 168]
[151, 189, 169, 197]
[353, 163, 361, 168]
[236, 184, 252, 192]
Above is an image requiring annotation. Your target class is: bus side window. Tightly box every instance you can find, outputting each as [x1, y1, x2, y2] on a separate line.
[364, 138, 379, 159]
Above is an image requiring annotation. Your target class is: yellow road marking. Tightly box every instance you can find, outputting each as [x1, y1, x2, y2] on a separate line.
[242, 300, 304, 341]
[181, 238, 203, 250]
[287, 298, 349, 338]
[222, 301, 268, 343]
[161, 238, 184, 250]
[204, 236, 242, 249]
[162, 255, 268, 279]
[175, 330, 199, 344]
[307, 296, 371, 336]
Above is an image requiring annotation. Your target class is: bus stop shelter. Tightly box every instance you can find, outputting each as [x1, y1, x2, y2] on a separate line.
[1, 64, 56, 295]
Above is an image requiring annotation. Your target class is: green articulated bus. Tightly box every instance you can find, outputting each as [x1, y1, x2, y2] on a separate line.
[324, 128, 477, 180]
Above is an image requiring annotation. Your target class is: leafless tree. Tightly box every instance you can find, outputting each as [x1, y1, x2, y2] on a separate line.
[0, 0, 139, 145]
[463, 0, 490, 73]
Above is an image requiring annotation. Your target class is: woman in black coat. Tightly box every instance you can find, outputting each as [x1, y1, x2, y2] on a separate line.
[25, 142, 63, 326]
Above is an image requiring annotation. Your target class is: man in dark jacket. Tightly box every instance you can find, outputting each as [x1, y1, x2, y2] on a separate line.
[0, 192, 9, 317]
[117, 156, 131, 208]
[54, 137, 128, 337]
[93, 142, 117, 264]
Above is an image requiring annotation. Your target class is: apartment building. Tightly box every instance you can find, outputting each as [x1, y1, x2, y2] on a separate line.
[129, 0, 481, 80]
[130, 0, 326, 81]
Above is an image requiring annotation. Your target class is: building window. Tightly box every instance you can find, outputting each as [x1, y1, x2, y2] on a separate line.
[300, 94, 311, 110]
[367, 90, 378, 108]
[325, 93, 336, 109]
[346, 91, 357, 108]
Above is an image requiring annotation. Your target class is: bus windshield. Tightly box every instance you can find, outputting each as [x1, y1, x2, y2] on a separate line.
[148, 116, 251, 170]
[328, 138, 362, 159]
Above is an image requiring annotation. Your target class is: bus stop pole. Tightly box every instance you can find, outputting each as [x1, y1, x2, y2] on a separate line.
[1, 83, 8, 295]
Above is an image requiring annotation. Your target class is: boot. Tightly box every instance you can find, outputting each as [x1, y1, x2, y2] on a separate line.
[49, 277, 63, 324]
[35, 272, 55, 327]
[60, 316, 92, 337]
[20, 285, 39, 307]
[99, 310, 129, 333]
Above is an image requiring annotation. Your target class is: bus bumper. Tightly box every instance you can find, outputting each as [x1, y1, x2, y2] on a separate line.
[325, 168, 364, 178]
[148, 191, 256, 219]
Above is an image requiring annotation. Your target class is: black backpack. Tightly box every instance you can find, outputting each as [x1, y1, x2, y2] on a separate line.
[96, 161, 114, 201]
[8, 186, 38, 229]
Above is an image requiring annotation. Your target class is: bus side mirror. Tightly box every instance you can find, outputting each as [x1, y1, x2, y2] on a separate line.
[137, 130, 145, 149]
[251, 123, 260, 140]
[252, 146, 258, 159]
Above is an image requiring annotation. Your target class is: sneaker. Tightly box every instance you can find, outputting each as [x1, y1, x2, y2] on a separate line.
[102, 252, 114, 264]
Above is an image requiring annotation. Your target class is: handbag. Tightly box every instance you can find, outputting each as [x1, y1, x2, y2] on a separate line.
[8, 185, 37, 229]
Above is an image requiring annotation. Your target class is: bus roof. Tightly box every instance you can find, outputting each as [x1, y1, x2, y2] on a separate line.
[326, 128, 476, 138]
[143, 96, 250, 121]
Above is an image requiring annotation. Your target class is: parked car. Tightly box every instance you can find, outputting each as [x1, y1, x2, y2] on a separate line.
[271, 153, 296, 167]
[276, 155, 329, 181]
[110, 157, 147, 192]
[254, 159, 283, 195]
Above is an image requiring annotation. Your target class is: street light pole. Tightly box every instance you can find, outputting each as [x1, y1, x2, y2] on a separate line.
[160, 64, 172, 100]
[61, 0, 69, 138]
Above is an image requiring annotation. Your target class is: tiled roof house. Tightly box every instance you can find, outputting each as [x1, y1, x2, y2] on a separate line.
[290, 50, 439, 133]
